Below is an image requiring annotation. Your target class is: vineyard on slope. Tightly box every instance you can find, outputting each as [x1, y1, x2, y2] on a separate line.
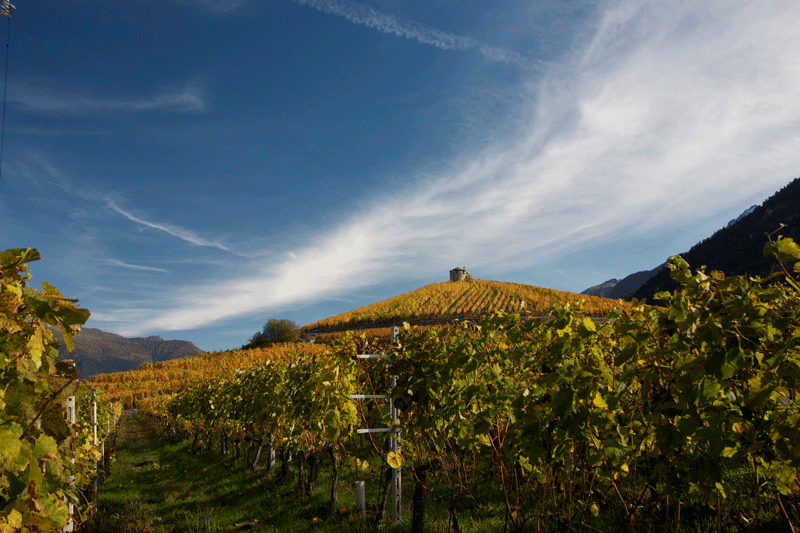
[11, 231, 800, 531]
[299, 279, 633, 333]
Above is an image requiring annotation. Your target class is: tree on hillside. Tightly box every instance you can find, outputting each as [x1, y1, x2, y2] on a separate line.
[245, 318, 300, 348]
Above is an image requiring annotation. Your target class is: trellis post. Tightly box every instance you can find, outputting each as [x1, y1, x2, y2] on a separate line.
[389, 374, 401, 523]
[63, 396, 76, 533]
[90, 388, 99, 501]
[348, 326, 402, 524]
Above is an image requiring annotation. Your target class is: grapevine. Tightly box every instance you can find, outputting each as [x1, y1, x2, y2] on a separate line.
[1, 248, 119, 532]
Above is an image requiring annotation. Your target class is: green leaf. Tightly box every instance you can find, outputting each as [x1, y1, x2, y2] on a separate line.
[323, 409, 341, 441]
[699, 379, 721, 404]
[764, 236, 800, 262]
[473, 412, 492, 435]
[654, 291, 673, 302]
[25, 327, 46, 370]
[772, 466, 798, 495]
[0, 248, 40, 270]
[551, 388, 574, 417]
[27, 454, 43, 493]
[593, 392, 608, 410]
[33, 435, 58, 461]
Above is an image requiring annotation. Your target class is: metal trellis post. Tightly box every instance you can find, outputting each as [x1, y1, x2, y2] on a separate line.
[348, 326, 402, 524]
[63, 395, 76, 533]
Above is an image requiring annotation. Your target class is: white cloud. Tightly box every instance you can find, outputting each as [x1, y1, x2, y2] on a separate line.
[13, 83, 207, 113]
[109, 259, 169, 273]
[110, 0, 800, 335]
[293, 0, 543, 69]
[7, 127, 112, 136]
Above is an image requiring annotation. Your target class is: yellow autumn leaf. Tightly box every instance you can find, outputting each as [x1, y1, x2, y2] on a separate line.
[5, 509, 22, 528]
[593, 393, 607, 410]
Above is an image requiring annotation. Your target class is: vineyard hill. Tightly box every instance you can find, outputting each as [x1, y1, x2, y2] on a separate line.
[300, 279, 631, 334]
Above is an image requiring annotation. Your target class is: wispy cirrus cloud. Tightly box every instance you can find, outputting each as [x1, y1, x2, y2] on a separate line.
[293, 0, 542, 69]
[9, 127, 113, 136]
[13, 83, 207, 113]
[102, 0, 800, 336]
[8, 150, 242, 261]
[109, 259, 169, 273]
[106, 199, 239, 254]
[26, 150, 74, 192]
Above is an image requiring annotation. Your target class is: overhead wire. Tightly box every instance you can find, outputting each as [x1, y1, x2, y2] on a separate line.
[0, 0, 14, 183]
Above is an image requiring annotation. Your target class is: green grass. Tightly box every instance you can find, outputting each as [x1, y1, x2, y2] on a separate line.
[84, 412, 508, 533]
[85, 412, 798, 532]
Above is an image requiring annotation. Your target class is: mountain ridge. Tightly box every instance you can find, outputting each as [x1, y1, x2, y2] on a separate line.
[49, 325, 205, 378]
[632, 177, 800, 303]
[581, 177, 800, 303]
[581, 262, 668, 300]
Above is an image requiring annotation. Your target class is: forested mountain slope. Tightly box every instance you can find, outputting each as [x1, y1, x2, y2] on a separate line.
[632, 176, 800, 304]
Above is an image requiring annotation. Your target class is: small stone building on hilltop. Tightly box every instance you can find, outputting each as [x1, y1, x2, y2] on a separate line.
[450, 267, 468, 282]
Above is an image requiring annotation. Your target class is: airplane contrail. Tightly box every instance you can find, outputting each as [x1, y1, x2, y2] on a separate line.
[106, 199, 236, 253]
[293, 0, 544, 69]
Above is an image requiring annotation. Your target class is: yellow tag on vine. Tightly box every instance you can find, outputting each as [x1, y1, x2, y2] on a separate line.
[387, 451, 404, 469]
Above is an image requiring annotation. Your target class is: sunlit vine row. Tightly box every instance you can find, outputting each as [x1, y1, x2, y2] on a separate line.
[87, 343, 330, 404]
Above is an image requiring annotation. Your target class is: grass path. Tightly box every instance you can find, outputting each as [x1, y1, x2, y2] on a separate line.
[85, 411, 291, 533]
[83, 412, 424, 533]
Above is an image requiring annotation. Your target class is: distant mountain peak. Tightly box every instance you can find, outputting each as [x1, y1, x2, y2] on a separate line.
[726, 204, 759, 228]
[48, 326, 204, 377]
[581, 263, 666, 300]
[580, 278, 618, 298]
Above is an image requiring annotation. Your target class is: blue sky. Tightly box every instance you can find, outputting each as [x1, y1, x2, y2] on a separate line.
[1, 0, 798, 352]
